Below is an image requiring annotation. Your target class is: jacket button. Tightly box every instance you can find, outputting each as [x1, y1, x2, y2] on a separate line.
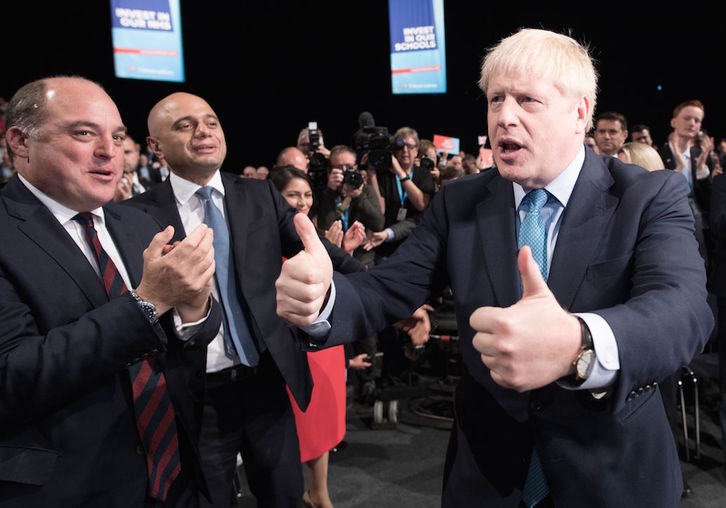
[530, 400, 543, 412]
[196, 370, 205, 379]
[136, 444, 144, 456]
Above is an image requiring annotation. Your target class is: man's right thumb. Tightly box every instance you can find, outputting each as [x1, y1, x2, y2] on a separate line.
[294, 213, 325, 257]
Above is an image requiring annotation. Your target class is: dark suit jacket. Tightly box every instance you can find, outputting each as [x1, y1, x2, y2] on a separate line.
[0, 176, 222, 507]
[325, 151, 713, 506]
[126, 172, 362, 409]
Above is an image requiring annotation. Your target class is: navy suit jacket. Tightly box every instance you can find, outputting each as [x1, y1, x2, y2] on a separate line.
[0, 176, 222, 506]
[326, 150, 713, 506]
[126, 172, 363, 409]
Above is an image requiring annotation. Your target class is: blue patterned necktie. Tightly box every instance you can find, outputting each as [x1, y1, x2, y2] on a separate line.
[517, 188, 550, 507]
[195, 186, 260, 366]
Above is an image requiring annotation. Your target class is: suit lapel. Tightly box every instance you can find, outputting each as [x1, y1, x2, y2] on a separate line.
[148, 180, 187, 243]
[104, 206, 146, 288]
[475, 172, 520, 307]
[3, 177, 108, 306]
[548, 153, 617, 309]
[222, 174, 249, 285]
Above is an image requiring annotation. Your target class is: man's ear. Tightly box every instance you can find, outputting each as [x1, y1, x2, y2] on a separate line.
[574, 96, 590, 135]
[5, 126, 30, 158]
[146, 136, 161, 157]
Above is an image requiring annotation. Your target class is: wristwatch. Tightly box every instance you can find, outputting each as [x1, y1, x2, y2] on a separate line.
[573, 317, 595, 382]
[128, 289, 158, 324]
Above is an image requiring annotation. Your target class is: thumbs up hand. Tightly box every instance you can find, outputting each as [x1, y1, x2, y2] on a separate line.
[276, 213, 333, 327]
[469, 247, 581, 392]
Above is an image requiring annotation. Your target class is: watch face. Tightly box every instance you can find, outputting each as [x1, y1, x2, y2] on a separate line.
[576, 350, 595, 380]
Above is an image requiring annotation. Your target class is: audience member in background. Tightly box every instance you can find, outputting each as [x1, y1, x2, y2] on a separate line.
[1, 76, 221, 507]
[114, 134, 149, 202]
[617, 142, 665, 171]
[137, 152, 160, 187]
[448, 154, 463, 170]
[275, 28, 712, 507]
[630, 123, 654, 146]
[658, 100, 714, 263]
[270, 165, 368, 508]
[127, 91, 362, 508]
[317, 145, 385, 267]
[462, 153, 479, 175]
[276, 146, 309, 172]
[419, 138, 441, 184]
[439, 164, 465, 185]
[241, 165, 257, 178]
[152, 153, 171, 181]
[368, 126, 435, 261]
[584, 132, 599, 153]
[593, 111, 628, 156]
[256, 165, 269, 180]
[0, 145, 13, 184]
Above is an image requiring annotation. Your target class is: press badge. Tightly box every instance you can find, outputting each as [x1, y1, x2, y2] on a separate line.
[396, 207, 408, 221]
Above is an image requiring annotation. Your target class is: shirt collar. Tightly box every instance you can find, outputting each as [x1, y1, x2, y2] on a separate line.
[513, 145, 585, 209]
[17, 173, 105, 226]
[169, 169, 225, 207]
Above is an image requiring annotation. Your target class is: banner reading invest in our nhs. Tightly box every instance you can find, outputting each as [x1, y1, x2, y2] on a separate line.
[110, 0, 185, 82]
[388, 0, 446, 94]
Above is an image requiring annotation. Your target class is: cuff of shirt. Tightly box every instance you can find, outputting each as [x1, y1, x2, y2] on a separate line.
[300, 280, 335, 339]
[172, 296, 213, 341]
[559, 312, 619, 392]
[385, 228, 394, 242]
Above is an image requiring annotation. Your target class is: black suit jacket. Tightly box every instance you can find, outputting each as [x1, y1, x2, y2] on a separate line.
[0, 175, 222, 507]
[325, 152, 712, 506]
[126, 172, 362, 409]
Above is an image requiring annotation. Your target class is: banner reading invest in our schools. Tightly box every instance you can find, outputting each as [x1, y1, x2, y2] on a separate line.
[388, 0, 447, 94]
[110, 0, 185, 82]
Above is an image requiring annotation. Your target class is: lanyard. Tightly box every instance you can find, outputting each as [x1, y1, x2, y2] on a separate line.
[395, 174, 408, 208]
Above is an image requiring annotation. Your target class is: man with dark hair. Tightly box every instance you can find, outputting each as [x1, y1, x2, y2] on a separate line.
[593, 111, 628, 156]
[630, 123, 654, 146]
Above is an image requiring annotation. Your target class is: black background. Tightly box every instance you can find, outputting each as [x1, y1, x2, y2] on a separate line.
[3, 1, 724, 170]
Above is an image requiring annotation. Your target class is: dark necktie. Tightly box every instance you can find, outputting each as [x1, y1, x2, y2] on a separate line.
[73, 212, 180, 501]
[517, 189, 550, 507]
[195, 187, 260, 366]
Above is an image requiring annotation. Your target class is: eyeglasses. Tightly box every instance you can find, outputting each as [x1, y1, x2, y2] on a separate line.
[397, 142, 418, 151]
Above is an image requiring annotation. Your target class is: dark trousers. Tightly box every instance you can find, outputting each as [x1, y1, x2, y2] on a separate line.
[718, 296, 726, 463]
[197, 352, 303, 507]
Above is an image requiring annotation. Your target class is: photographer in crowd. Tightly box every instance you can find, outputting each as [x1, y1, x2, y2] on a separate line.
[365, 126, 435, 261]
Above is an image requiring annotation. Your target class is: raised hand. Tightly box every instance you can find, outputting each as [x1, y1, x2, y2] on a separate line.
[469, 246, 580, 392]
[136, 224, 215, 321]
[276, 213, 333, 326]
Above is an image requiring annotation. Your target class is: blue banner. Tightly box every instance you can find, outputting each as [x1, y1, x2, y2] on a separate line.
[110, 0, 185, 82]
[388, 0, 447, 94]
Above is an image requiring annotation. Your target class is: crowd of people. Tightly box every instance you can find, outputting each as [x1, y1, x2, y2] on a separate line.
[0, 27, 722, 508]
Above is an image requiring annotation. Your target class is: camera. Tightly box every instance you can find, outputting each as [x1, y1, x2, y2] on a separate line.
[355, 126, 393, 172]
[342, 164, 363, 189]
[419, 156, 435, 172]
[306, 121, 329, 190]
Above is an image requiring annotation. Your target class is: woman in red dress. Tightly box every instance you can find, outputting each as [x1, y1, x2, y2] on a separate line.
[270, 165, 368, 508]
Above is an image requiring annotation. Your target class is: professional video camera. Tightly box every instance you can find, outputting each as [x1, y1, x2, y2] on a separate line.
[355, 127, 393, 172]
[419, 156, 435, 172]
[342, 164, 363, 190]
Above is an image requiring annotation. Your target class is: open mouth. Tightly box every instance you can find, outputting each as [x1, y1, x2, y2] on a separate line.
[499, 139, 523, 153]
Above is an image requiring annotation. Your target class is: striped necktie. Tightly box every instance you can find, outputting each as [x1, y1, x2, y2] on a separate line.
[517, 189, 550, 507]
[74, 212, 180, 501]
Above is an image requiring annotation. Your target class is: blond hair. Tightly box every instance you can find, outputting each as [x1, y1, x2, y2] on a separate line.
[479, 28, 598, 130]
[619, 142, 664, 172]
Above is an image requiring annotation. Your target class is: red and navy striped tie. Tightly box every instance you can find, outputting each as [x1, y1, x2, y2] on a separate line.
[74, 213, 181, 501]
